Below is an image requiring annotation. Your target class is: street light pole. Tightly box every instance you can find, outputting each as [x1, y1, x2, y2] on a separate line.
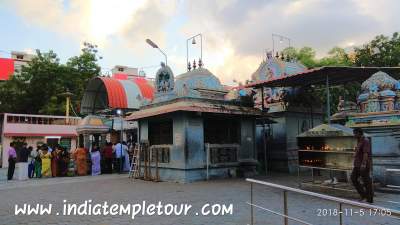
[146, 39, 167, 65]
[186, 33, 202, 70]
[272, 33, 291, 54]
[116, 109, 124, 173]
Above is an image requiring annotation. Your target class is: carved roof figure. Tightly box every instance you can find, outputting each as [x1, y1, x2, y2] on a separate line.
[155, 62, 174, 93]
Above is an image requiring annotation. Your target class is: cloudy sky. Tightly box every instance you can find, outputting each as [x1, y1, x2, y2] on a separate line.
[0, 0, 399, 84]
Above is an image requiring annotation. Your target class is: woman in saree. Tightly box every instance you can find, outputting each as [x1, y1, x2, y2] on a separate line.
[40, 146, 52, 178]
[73, 144, 87, 176]
[90, 143, 101, 176]
[58, 147, 68, 176]
[51, 146, 60, 177]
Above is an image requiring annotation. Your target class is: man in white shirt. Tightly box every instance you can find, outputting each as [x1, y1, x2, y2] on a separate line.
[113, 142, 126, 173]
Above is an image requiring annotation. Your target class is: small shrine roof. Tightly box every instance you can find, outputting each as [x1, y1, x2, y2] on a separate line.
[297, 123, 355, 138]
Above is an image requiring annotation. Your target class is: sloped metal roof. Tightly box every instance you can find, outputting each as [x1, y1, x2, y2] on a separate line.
[80, 77, 154, 114]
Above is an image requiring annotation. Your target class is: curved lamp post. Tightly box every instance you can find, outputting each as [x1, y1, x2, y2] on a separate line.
[146, 39, 167, 65]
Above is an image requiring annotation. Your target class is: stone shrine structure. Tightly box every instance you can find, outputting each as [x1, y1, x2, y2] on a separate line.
[126, 63, 262, 183]
[249, 53, 324, 173]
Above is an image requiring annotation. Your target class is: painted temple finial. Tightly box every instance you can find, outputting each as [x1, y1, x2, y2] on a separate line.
[198, 58, 203, 68]
[193, 59, 197, 69]
[187, 62, 191, 71]
[275, 51, 279, 58]
[266, 51, 272, 59]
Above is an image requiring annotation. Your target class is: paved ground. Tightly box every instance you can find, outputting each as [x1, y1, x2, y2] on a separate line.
[0, 173, 399, 225]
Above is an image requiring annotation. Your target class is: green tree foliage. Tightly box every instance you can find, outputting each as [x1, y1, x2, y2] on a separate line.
[354, 32, 400, 67]
[281, 46, 356, 117]
[0, 43, 100, 115]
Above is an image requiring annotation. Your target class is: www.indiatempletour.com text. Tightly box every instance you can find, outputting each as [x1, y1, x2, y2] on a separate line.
[14, 200, 234, 220]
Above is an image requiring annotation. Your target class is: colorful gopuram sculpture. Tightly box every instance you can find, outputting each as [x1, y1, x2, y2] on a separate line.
[357, 71, 399, 113]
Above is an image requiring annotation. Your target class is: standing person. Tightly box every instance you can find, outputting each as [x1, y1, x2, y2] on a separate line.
[58, 147, 68, 177]
[351, 128, 373, 203]
[40, 146, 52, 178]
[34, 145, 42, 178]
[122, 141, 130, 172]
[90, 143, 101, 176]
[73, 144, 88, 176]
[19, 143, 29, 163]
[18, 143, 30, 180]
[51, 146, 59, 177]
[113, 142, 125, 173]
[102, 142, 113, 174]
[7, 142, 17, 180]
[28, 146, 37, 178]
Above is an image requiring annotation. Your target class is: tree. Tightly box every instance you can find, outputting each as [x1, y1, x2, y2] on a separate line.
[319, 47, 353, 66]
[0, 43, 101, 115]
[354, 32, 400, 67]
[282, 46, 319, 68]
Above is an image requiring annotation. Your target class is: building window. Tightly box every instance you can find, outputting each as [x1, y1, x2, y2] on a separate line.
[118, 67, 124, 72]
[149, 120, 173, 145]
[204, 118, 240, 144]
[16, 55, 24, 60]
[208, 144, 238, 164]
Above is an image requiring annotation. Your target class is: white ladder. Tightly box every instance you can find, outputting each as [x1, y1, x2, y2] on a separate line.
[129, 144, 141, 179]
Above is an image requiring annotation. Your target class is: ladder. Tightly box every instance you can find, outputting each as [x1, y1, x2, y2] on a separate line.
[129, 144, 141, 179]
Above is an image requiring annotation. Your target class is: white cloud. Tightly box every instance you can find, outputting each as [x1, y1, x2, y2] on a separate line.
[5, 0, 400, 84]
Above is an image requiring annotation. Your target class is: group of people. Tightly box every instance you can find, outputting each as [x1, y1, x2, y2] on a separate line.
[73, 141, 131, 176]
[7, 142, 70, 180]
[7, 141, 132, 181]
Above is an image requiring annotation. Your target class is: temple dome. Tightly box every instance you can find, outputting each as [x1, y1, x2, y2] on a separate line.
[361, 71, 398, 91]
[380, 89, 396, 97]
[174, 68, 224, 94]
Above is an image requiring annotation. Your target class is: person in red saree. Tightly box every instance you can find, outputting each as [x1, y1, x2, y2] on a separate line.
[73, 144, 88, 176]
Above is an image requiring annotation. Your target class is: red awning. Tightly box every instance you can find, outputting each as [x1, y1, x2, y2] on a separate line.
[133, 77, 154, 99]
[100, 77, 128, 108]
[0, 58, 14, 81]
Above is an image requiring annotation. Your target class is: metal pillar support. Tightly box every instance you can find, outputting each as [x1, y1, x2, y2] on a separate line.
[206, 143, 210, 180]
[261, 86, 268, 176]
[250, 183, 254, 225]
[326, 75, 331, 124]
[339, 203, 343, 225]
[283, 190, 288, 225]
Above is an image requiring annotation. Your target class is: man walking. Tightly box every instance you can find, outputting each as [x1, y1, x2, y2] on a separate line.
[351, 128, 373, 203]
[7, 142, 17, 180]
